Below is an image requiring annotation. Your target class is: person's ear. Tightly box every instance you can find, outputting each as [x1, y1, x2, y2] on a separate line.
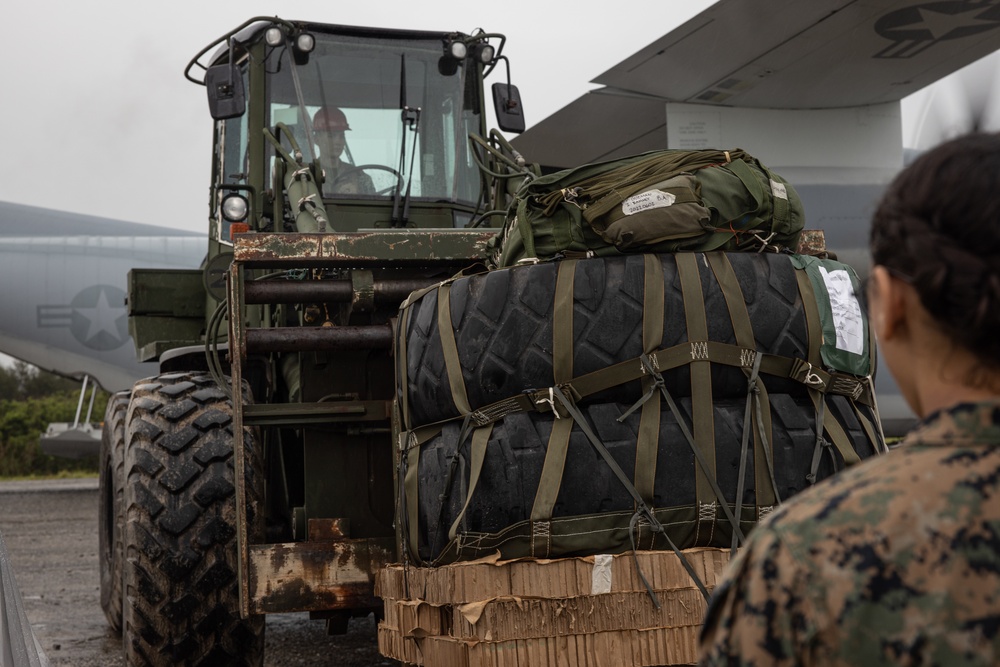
[869, 265, 908, 342]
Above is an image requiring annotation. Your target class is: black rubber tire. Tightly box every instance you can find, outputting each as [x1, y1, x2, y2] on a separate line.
[415, 392, 880, 562]
[400, 251, 882, 563]
[122, 373, 264, 667]
[99, 389, 130, 633]
[402, 252, 819, 426]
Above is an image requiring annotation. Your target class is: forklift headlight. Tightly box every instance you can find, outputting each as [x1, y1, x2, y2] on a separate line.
[471, 43, 495, 64]
[264, 27, 284, 47]
[448, 41, 467, 60]
[221, 193, 249, 222]
[295, 32, 316, 53]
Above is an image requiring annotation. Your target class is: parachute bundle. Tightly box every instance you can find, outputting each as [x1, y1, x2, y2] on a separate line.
[486, 148, 805, 268]
[394, 251, 885, 565]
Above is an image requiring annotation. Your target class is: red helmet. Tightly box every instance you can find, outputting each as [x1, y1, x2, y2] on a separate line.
[313, 106, 350, 132]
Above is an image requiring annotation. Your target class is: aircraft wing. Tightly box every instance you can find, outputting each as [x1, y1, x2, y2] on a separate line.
[514, 0, 1000, 167]
[0, 202, 204, 391]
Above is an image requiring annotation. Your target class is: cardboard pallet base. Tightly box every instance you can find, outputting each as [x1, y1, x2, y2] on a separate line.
[376, 549, 730, 667]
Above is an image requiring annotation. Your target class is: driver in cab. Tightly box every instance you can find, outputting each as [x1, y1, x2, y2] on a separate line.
[312, 106, 375, 196]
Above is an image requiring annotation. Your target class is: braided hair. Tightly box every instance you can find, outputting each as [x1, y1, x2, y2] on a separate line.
[870, 133, 1000, 377]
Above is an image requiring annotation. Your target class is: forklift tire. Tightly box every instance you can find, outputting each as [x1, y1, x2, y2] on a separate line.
[98, 390, 130, 634]
[122, 372, 265, 667]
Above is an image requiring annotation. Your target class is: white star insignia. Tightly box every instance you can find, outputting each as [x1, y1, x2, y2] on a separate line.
[74, 288, 125, 344]
[911, 5, 998, 40]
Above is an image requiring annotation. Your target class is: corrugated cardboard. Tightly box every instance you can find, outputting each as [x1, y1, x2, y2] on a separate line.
[378, 548, 730, 605]
[378, 624, 423, 665]
[453, 589, 708, 641]
[413, 625, 702, 667]
[383, 598, 451, 638]
[377, 549, 730, 666]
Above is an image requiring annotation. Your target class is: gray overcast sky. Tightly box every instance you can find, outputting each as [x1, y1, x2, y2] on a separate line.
[1, 0, 719, 233]
[2, 0, 995, 234]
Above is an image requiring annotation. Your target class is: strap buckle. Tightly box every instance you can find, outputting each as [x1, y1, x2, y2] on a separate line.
[534, 387, 566, 418]
[803, 362, 824, 387]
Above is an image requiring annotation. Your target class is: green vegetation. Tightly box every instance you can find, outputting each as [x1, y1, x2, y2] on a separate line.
[0, 362, 107, 477]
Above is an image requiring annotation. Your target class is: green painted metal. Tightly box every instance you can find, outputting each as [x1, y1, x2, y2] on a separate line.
[123, 16, 538, 620]
[127, 269, 206, 360]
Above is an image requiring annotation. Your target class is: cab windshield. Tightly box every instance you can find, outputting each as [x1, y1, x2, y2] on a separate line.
[266, 30, 483, 205]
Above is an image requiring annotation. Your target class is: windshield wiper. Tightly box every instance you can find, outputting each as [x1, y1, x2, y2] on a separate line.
[391, 54, 421, 227]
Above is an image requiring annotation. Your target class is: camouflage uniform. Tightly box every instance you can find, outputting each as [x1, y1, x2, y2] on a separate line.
[699, 400, 1000, 666]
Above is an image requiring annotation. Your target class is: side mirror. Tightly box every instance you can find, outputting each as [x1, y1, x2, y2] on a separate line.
[492, 83, 525, 134]
[205, 64, 245, 120]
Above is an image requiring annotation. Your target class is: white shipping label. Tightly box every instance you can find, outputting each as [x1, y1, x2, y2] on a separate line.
[591, 554, 614, 595]
[818, 267, 864, 355]
[621, 190, 676, 216]
[770, 179, 788, 200]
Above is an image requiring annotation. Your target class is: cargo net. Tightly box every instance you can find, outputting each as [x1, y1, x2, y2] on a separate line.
[393, 251, 886, 601]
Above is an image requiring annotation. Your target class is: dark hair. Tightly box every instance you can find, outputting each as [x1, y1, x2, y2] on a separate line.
[870, 132, 1000, 372]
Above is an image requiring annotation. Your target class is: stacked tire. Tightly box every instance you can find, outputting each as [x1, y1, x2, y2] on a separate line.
[398, 252, 883, 563]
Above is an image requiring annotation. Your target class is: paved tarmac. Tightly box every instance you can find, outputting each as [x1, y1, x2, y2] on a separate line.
[0, 478, 392, 666]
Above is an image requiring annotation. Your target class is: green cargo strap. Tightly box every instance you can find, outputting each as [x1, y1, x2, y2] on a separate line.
[724, 159, 765, 229]
[437, 283, 472, 415]
[794, 268, 861, 468]
[795, 266, 834, 483]
[704, 253, 755, 544]
[850, 318, 889, 454]
[404, 444, 421, 563]
[806, 403, 861, 478]
[395, 305, 415, 562]
[823, 407, 860, 465]
[675, 253, 717, 545]
[406, 338, 868, 446]
[758, 163, 791, 234]
[705, 253, 776, 544]
[396, 304, 413, 432]
[635, 254, 665, 505]
[550, 385, 711, 603]
[529, 260, 578, 547]
[706, 254, 778, 513]
[553, 259, 576, 383]
[517, 211, 539, 262]
[853, 394, 882, 454]
[635, 355, 746, 545]
[853, 312, 887, 455]
[446, 423, 495, 543]
[806, 397, 830, 484]
[396, 434, 410, 562]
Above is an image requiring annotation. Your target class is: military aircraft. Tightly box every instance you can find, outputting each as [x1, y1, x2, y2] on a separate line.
[511, 0, 1000, 435]
[4, 0, 997, 449]
[0, 200, 204, 455]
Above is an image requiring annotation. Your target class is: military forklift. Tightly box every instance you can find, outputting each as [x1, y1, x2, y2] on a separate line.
[98, 17, 531, 665]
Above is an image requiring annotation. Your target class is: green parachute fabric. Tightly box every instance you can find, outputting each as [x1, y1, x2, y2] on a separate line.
[487, 148, 805, 268]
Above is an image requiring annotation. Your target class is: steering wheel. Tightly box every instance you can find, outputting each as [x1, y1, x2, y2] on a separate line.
[331, 164, 403, 197]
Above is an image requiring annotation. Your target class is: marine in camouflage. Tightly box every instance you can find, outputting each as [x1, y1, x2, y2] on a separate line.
[699, 400, 1000, 666]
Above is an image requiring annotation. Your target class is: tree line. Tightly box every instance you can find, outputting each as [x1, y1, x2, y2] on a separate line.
[0, 362, 108, 477]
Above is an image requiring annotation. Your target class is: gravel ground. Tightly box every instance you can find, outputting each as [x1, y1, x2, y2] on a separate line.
[0, 478, 394, 666]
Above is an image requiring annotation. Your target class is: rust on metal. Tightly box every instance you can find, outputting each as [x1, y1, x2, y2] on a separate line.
[245, 325, 392, 353]
[233, 230, 497, 268]
[247, 537, 395, 614]
[796, 229, 827, 256]
[308, 518, 351, 541]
